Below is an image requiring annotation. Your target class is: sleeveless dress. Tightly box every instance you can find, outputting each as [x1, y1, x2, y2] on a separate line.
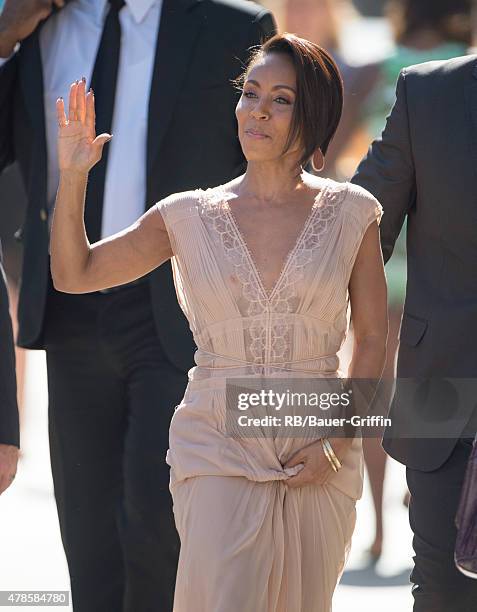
[156, 177, 383, 612]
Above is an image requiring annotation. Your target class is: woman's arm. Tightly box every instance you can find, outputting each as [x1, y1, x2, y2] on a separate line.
[348, 220, 388, 380]
[341, 219, 388, 433]
[284, 221, 388, 488]
[50, 79, 173, 294]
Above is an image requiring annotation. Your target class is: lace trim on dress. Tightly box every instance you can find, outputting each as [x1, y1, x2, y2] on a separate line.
[197, 181, 347, 371]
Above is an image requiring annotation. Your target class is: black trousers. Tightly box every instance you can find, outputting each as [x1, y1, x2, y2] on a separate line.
[406, 438, 477, 612]
[43, 280, 188, 612]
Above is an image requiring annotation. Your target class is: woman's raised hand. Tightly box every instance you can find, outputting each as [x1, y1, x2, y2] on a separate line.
[56, 78, 112, 174]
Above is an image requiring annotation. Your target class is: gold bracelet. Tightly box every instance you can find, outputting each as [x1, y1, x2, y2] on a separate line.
[321, 439, 338, 472]
[321, 438, 339, 472]
[322, 438, 342, 471]
[323, 438, 342, 471]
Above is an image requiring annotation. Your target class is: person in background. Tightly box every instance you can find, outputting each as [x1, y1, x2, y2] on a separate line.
[353, 0, 471, 561]
[365, 0, 470, 140]
[0, 0, 275, 610]
[0, 242, 19, 496]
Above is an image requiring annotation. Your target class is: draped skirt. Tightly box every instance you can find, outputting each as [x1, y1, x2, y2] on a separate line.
[171, 474, 357, 612]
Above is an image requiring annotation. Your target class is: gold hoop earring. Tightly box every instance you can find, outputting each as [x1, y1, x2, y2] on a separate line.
[311, 149, 325, 173]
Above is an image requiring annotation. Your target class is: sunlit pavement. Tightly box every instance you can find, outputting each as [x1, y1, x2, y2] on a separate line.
[0, 350, 414, 611]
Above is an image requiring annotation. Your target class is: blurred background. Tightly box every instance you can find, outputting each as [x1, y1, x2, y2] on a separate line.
[0, 0, 473, 610]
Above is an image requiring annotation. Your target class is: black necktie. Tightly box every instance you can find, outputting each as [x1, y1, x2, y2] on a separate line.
[84, 0, 126, 244]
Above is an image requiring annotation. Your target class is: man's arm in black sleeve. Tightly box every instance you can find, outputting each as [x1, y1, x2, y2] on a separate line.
[351, 69, 416, 264]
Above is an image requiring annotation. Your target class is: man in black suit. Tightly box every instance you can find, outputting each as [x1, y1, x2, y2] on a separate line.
[0, 0, 275, 610]
[0, 244, 19, 495]
[353, 57, 477, 611]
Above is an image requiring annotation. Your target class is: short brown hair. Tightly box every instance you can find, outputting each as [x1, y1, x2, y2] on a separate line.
[235, 33, 344, 167]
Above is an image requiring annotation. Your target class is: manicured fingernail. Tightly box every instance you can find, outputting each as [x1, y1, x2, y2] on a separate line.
[59, 97, 63, 101]
[89, 87, 94, 94]
[82, 76, 86, 83]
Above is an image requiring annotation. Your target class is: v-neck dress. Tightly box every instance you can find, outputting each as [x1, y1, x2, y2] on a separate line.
[156, 177, 383, 612]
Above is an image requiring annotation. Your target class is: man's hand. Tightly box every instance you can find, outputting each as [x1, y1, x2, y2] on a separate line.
[0, 444, 18, 494]
[0, 0, 65, 57]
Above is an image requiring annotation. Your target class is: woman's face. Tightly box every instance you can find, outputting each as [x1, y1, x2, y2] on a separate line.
[236, 52, 301, 164]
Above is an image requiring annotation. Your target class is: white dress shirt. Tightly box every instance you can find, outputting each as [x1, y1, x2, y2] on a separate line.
[34, 0, 161, 238]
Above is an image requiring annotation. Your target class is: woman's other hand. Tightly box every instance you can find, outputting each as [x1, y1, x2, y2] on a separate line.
[283, 437, 353, 488]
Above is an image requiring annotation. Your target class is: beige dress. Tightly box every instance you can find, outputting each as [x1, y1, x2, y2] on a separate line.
[156, 177, 383, 612]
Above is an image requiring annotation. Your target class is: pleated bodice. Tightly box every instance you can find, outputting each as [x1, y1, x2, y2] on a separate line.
[156, 177, 382, 500]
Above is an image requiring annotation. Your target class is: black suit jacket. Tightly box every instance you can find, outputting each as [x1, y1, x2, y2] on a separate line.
[0, 0, 276, 373]
[0, 243, 19, 447]
[352, 55, 477, 471]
